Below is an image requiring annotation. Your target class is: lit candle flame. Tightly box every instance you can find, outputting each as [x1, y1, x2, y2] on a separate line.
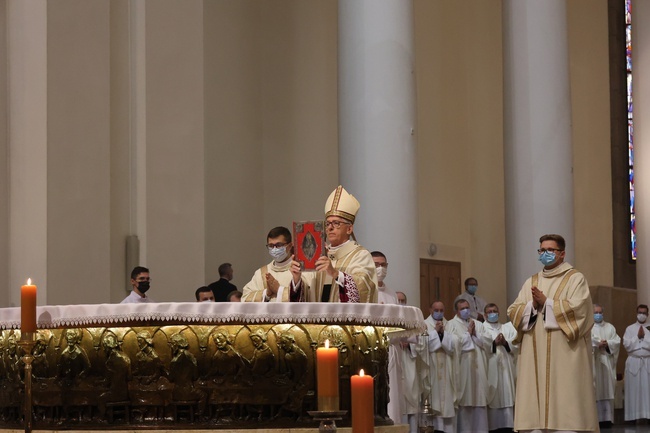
[325, 339, 329, 349]
[360, 369, 365, 377]
[27, 278, 32, 285]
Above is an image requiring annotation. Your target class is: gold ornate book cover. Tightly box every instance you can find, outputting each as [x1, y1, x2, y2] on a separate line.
[293, 221, 326, 270]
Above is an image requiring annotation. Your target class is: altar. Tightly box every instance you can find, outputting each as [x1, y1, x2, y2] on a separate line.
[0, 302, 425, 430]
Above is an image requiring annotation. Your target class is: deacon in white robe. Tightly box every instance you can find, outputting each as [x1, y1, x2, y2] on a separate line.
[421, 301, 457, 433]
[591, 304, 620, 424]
[623, 304, 650, 421]
[397, 333, 426, 433]
[242, 227, 304, 302]
[480, 304, 518, 432]
[446, 299, 489, 433]
[371, 251, 403, 423]
[507, 234, 598, 433]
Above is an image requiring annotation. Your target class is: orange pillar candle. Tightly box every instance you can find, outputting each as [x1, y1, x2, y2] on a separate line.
[316, 339, 339, 411]
[351, 369, 374, 433]
[21, 278, 37, 334]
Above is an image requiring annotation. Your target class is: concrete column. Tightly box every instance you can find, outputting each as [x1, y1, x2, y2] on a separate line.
[338, 0, 419, 303]
[503, 0, 575, 302]
[633, 0, 650, 306]
[7, 0, 48, 306]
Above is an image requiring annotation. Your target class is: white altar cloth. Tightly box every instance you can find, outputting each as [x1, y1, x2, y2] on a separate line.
[0, 302, 425, 336]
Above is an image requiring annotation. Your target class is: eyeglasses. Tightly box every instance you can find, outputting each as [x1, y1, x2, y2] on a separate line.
[537, 248, 563, 254]
[375, 263, 388, 268]
[325, 220, 351, 229]
[266, 242, 288, 249]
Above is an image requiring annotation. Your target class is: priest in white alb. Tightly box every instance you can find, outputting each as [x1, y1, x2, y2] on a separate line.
[508, 234, 598, 433]
[480, 303, 518, 432]
[420, 301, 457, 433]
[591, 304, 620, 425]
[623, 303, 650, 422]
[446, 298, 488, 433]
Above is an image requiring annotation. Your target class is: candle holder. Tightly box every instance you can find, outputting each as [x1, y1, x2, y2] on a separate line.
[18, 332, 37, 433]
[308, 410, 348, 433]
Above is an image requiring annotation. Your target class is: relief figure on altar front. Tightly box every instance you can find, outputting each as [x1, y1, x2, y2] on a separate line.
[98, 333, 132, 418]
[208, 330, 245, 384]
[277, 332, 309, 417]
[58, 328, 90, 386]
[245, 328, 276, 380]
[168, 333, 206, 415]
[31, 332, 51, 380]
[134, 330, 166, 385]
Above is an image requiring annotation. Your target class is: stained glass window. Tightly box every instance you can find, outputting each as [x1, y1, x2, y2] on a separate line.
[627, 0, 636, 260]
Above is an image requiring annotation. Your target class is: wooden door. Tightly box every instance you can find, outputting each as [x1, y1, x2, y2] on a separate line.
[419, 259, 461, 321]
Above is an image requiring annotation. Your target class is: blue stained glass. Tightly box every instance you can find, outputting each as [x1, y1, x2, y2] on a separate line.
[627, 0, 635, 260]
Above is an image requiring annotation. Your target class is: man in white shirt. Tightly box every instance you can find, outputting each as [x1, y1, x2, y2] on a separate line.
[370, 250, 402, 424]
[591, 304, 620, 426]
[446, 299, 488, 433]
[623, 303, 650, 422]
[481, 303, 517, 433]
[121, 266, 154, 303]
[421, 301, 457, 433]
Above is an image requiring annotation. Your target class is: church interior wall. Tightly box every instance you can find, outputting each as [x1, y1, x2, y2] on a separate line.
[0, 0, 8, 308]
[567, 0, 614, 288]
[0, 0, 623, 306]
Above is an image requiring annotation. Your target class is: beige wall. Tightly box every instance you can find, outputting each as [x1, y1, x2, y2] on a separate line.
[0, 0, 7, 307]
[0, 0, 619, 306]
[568, 0, 614, 287]
[414, 1, 507, 310]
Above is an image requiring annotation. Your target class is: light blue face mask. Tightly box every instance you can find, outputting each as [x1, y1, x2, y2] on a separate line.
[432, 311, 444, 321]
[487, 312, 499, 323]
[539, 251, 556, 266]
[459, 308, 471, 321]
[594, 313, 603, 323]
[467, 285, 478, 295]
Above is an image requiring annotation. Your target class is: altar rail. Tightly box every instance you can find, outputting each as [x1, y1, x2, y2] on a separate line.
[0, 303, 424, 430]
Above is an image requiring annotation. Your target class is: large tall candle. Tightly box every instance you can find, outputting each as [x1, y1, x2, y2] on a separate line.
[351, 369, 374, 433]
[21, 278, 37, 334]
[316, 339, 339, 411]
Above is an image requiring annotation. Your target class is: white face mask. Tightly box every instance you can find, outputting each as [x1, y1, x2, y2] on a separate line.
[376, 266, 387, 282]
[269, 246, 289, 262]
[638, 313, 648, 323]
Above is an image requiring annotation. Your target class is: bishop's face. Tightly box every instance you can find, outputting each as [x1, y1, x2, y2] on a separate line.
[325, 216, 353, 247]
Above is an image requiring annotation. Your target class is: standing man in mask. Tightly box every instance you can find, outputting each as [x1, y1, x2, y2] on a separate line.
[623, 304, 650, 423]
[241, 226, 304, 302]
[454, 277, 487, 322]
[507, 234, 597, 433]
[121, 266, 154, 303]
[591, 304, 620, 427]
[371, 251, 397, 305]
[481, 303, 518, 433]
[421, 301, 457, 433]
[446, 298, 489, 433]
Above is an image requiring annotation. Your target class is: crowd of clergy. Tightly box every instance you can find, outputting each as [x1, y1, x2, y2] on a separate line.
[385, 277, 650, 433]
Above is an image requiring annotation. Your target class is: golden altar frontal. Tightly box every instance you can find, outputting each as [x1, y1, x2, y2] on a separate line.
[0, 302, 424, 430]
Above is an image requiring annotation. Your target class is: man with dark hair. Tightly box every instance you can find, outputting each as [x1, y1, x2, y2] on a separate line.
[242, 226, 304, 302]
[454, 276, 487, 322]
[371, 251, 398, 305]
[508, 234, 597, 432]
[121, 266, 154, 303]
[623, 303, 650, 422]
[208, 263, 237, 302]
[195, 286, 214, 302]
